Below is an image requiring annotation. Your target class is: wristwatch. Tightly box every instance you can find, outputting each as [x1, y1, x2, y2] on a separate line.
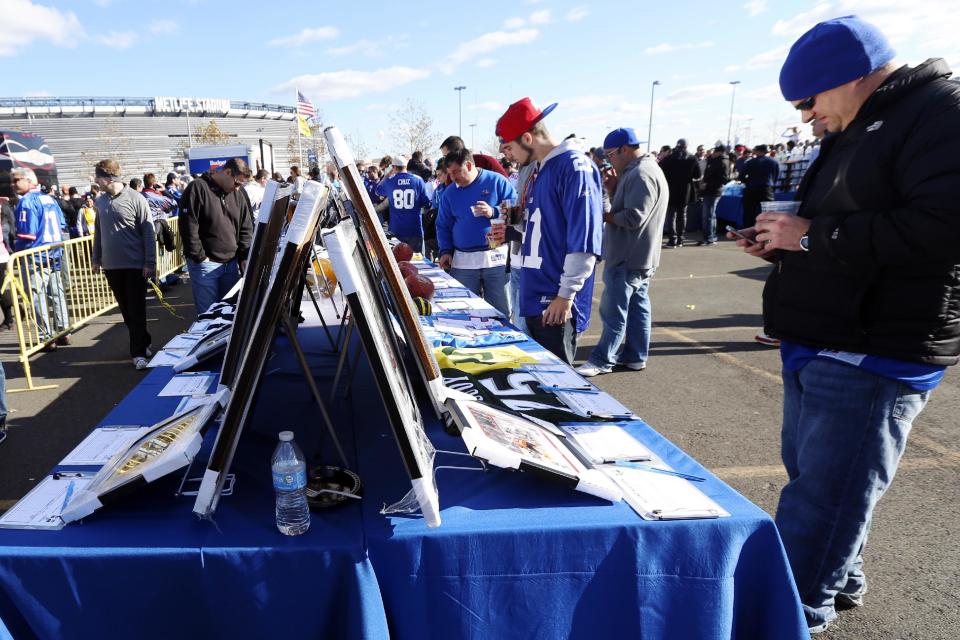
[799, 234, 810, 252]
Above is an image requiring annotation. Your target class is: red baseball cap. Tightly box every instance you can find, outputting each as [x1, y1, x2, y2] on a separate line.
[496, 97, 558, 143]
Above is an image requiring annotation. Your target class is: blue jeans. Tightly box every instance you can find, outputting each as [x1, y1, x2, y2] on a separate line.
[0, 361, 7, 423]
[776, 359, 930, 631]
[25, 264, 68, 340]
[450, 265, 510, 317]
[509, 265, 526, 332]
[587, 266, 652, 370]
[187, 258, 240, 316]
[701, 194, 719, 242]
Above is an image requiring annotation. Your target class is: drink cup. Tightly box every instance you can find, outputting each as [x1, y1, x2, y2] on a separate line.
[488, 218, 505, 249]
[760, 200, 801, 215]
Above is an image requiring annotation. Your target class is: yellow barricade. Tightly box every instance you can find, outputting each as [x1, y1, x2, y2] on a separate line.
[1, 218, 185, 392]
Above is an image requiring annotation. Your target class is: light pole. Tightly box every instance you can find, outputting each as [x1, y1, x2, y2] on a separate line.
[646, 80, 660, 153]
[454, 86, 467, 137]
[727, 80, 741, 149]
[469, 123, 477, 149]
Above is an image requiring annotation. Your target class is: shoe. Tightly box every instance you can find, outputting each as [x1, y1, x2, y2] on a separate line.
[133, 356, 149, 370]
[676, 240, 684, 248]
[696, 240, 717, 246]
[666, 239, 677, 248]
[808, 620, 832, 635]
[41, 342, 58, 352]
[56, 334, 71, 346]
[618, 360, 647, 371]
[836, 589, 865, 610]
[575, 363, 611, 378]
[754, 332, 781, 347]
[145, 345, 154, 357]
[0, 321, 12, 330]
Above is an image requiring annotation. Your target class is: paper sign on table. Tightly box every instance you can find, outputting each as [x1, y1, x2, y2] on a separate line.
[158, 372, 217, 397]
[59, 426, 151, 466]
[0, 474, 94, 530]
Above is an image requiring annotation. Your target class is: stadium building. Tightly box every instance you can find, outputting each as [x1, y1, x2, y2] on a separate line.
[0, 96, 315, 188]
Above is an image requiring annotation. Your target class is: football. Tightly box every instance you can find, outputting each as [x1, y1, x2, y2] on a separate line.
[404, 274, 435, 300]
[412, 296, 432, 316]
[393, 242, 414, 263]
[397, 261, 419, 279]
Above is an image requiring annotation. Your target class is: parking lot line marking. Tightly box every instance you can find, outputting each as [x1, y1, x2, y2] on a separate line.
[714, 456, 956, 480]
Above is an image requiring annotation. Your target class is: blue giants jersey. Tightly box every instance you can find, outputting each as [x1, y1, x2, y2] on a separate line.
[15, 190, 65, 266]
[376, 172, 430, 239]
[520, 144, 603, 332]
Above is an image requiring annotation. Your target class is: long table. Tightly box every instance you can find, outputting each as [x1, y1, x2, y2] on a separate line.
[0, 305, 808, 639]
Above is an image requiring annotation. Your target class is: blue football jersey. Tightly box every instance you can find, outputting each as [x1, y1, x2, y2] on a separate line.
[376, 172, 430, 239]
[520, 144, 603, 332]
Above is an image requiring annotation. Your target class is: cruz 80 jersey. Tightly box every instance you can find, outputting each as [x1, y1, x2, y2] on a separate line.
[520, 144, 603, 332]
[376, 172, 430, 239]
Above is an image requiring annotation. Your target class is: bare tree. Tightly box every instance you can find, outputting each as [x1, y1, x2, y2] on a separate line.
[389, 99, 440, 157]
[194, 119, 231, 145]
[343, 130, 369, 164]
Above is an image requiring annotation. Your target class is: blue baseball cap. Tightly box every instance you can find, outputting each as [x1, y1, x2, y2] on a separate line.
[779, 15, 895, 101]
[603, 127, 642, 150]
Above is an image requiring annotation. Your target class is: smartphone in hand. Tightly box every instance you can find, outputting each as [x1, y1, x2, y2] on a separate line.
[725, 225, 756, 245]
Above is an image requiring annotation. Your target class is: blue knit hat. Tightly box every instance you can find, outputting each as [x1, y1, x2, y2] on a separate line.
[779, 15, 895, 101]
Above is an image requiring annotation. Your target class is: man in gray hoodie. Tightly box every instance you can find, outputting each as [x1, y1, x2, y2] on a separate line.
[91, 159, 157, 370]
[577, 127, 668, 377]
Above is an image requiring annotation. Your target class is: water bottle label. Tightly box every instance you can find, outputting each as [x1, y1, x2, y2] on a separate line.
[272, 468, 306, 491]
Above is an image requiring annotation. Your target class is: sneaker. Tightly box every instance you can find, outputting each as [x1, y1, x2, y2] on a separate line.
[666, 239, 677, 248]
[56, 334, 71, 346]
[133, 356, 149, 370]
[696, 240, 717, 246]
[754, 332, 781, 347]
[618, 360, 647, 371]
[836, 589, 865, 610]
[575, 363, 611, 378]
[145, 345, 154, 357]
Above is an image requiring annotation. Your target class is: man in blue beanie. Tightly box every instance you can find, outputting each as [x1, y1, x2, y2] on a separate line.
[729, 15, 960, 634]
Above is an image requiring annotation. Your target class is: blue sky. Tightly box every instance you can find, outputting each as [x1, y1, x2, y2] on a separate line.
[4, 0, 958, 157]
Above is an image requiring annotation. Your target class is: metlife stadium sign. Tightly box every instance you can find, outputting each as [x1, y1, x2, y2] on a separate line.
[153, 97, 231, 114]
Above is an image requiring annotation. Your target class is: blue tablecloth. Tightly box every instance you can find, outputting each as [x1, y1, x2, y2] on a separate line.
[0, 325, 808, 639]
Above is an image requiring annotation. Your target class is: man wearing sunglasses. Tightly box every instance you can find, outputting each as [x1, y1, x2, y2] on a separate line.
[180, 157, 253, 315]
[729, 15, 960, 634]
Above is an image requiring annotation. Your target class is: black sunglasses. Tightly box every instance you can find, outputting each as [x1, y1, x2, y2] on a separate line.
[794, 96, 816, 111]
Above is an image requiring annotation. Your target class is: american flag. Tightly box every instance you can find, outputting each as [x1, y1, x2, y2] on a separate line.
[296, 91, 316, 119]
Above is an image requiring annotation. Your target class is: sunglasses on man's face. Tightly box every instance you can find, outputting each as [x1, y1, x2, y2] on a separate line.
[794, 95, 816, 111]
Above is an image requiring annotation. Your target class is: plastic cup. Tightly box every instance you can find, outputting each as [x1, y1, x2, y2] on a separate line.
[760, 201, 801, 215]
[488, 219, 505, 249]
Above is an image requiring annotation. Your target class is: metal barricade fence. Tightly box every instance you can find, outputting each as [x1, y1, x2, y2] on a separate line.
[1, 217, 185, 392]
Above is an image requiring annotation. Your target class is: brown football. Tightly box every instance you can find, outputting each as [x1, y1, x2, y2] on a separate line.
[404, 274, 435, 300]
[393, 242, 414, 263]
[397, 261, 419, 279]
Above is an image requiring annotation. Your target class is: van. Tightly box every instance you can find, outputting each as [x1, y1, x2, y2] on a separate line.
[0, 130, 58, 198]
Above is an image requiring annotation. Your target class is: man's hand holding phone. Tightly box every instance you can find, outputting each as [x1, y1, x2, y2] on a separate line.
[725, 225, 776, 258]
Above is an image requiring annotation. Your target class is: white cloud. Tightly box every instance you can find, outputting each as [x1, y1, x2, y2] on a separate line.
[744, 83, 784, 101]
[24, 90, 52, 97]
[149, 19, 179, 35]
[503, 17, 525, 29]
[529, 9, 551, 24]
[744, 43, 791, 70]
[566, 7, 589, 22]
[771, 2, 833, 37]
[664, 83, 737, 104]
[743, 0, 768, 16]
[443, 28, 539, 73]
[96, 30, 138, 49]
[724, 64, 741, 72]
[0, 0, 83, 57]
[270, 66, 431, 101]
[475, 58, 497, 68]
[644, 41, 714, 55]
[326, 35, 407, 57]
[365, 103, 390, 111]
[268, 26, 339, 48]
[468, 101, 504, 111]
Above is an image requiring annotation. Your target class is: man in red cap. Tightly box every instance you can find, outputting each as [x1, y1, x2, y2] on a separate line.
[494, 97, 603, 363]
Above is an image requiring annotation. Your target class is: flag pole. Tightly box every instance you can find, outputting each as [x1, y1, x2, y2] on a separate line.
[295, 89, 303, 168]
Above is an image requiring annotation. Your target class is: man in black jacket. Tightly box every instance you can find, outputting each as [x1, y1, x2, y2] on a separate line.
[658, 139, 700, 247]
[697, 143, 731, 245]
[180, 158, 253, 315]
[730, 16, 960, 634]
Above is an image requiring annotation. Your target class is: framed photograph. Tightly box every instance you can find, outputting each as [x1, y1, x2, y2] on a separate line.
[323, 126, 446, 418]
[193, 181, 331, 519]
[444, 397, 622, 503]
[219, 180, 294, 388]
[60, 397, 225, 523]
[323, 220, 441, 527]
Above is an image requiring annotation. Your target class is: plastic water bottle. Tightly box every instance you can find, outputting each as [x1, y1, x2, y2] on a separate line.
[271, 431, 310, 536]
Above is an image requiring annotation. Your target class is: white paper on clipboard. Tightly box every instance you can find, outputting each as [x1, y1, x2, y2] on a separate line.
[559, 423, 653, 464]
[552, 388, 634, 419]
[0, 474, 95, 530]
[158, 372, 217, 397]
[600, 464, 729, 520]
[59, 426, 151, 466]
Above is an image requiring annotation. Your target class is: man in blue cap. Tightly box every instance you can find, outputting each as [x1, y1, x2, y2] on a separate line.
[576, 128, 668, 377]
[728, 15, 960, 634]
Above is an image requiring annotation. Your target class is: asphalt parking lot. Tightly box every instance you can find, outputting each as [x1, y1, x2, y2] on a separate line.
[1, 240, 957, 639]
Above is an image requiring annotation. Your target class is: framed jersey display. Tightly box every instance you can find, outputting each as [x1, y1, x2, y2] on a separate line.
[323, 220, 441, 527]
[323, 126, 447, 418]
[193, 181, 330, 519]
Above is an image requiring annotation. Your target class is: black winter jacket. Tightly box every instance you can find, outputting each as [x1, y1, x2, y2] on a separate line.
[763, 59, 960, 365]
[180, 174, 253, 264]
[659, 150, 701, 205]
